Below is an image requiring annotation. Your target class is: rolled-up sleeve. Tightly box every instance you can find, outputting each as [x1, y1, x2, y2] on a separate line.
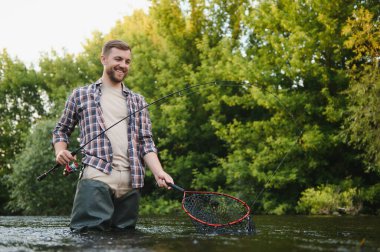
[52, 91, 78, 145]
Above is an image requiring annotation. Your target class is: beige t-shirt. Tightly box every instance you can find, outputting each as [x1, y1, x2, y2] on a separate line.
[100, 83, 130, 171]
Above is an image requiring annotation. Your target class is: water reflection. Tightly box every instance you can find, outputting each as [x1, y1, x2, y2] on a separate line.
[0, 215, 379, 251]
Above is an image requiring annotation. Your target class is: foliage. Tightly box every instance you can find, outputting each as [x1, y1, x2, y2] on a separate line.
[342, 7, 380, 172]
[296, 183, 361, 215]
[38, 50, 96, 114]
[191, 0, 360, 214]
[0, 51, 46, 169]
[0, 51, 46, 213]
[360, 183, 380, 214]
[139, 196, 181, 215]
[6, 119, 79, 215]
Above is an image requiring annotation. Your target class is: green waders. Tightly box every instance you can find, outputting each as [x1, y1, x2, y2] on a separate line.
[70, 179, 140, 232]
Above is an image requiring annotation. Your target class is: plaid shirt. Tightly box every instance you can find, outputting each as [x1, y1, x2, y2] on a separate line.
[52, 79, 157, 188]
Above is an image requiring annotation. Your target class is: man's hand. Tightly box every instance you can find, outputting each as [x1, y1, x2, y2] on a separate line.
[55, 150, 75, 165]
[154, 170, 174, 189]
[54, 142, 75, 165]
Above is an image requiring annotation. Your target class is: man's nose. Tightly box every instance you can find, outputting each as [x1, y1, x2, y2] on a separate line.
[120, 61, 129, 69]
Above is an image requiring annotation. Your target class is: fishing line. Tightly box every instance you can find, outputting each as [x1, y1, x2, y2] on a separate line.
[246, 86, 304, 209]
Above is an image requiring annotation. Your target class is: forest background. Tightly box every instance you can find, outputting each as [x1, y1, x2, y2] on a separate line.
[0, 0, 379, 216]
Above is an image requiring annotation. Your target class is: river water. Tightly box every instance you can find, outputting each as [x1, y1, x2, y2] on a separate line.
[0, 215, 379, 251]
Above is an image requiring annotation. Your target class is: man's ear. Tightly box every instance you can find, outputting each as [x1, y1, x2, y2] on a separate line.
[100, 55, 106, 65]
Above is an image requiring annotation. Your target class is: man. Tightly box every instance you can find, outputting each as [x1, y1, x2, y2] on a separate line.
[53, 40, 173, 232]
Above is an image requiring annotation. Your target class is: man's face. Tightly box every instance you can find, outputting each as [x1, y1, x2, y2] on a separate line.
[101, 48, 132, 83]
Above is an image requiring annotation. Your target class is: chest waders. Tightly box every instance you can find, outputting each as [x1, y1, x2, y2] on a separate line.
[70, 179, 140, 232]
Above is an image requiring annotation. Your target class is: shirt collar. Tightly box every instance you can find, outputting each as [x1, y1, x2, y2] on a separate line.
[95, 78, 131, 96]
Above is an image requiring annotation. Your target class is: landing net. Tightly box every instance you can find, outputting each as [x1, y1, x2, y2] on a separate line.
[182, 191, 255, 234]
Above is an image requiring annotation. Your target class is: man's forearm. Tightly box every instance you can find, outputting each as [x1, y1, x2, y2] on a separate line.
[143, 152, 174, 188]
[143, 152, 164, 175]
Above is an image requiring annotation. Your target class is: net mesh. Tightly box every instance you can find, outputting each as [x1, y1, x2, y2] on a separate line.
[182, 192, 255, 234]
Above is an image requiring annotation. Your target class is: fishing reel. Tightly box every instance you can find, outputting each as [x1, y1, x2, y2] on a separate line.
[63, 161, 79, 176]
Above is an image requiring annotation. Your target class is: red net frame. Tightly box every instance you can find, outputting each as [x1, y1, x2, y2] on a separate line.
[181, 190, 254, 234]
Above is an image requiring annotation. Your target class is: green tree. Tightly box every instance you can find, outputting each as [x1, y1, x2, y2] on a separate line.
[192, 0, 372, 214]
[0, 51, 46, 213]
[342, 7, 380, 172]
[38, 50, 94, 112]
[341, 7, 380, 213]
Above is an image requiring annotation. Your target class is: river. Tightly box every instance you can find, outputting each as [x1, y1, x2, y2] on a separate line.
[0, 215, 379, 251]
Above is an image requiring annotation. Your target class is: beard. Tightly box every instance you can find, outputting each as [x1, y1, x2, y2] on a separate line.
[106, 66, 128, 83]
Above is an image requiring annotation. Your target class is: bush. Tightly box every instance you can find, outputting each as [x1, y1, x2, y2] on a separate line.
[139, 196, 182, 215]
[296, 184, 361, 215]
[6, 119, 79, 215]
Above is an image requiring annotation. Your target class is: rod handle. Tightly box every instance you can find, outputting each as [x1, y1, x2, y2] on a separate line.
[36, 173, 47, 181]
[167, 182, 185, 192]
[36, 163, 60, 181]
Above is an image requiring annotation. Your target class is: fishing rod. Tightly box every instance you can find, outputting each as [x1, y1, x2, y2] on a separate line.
[36, 81, 244, 181]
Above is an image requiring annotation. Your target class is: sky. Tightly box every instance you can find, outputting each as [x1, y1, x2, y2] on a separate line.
[0, 0, 150, 66]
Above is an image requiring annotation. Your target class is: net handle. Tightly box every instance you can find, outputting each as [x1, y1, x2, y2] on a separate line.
[167, 182, 185, 192]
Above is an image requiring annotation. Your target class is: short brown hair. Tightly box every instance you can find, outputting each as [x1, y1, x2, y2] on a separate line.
[102, 40, 131, 56]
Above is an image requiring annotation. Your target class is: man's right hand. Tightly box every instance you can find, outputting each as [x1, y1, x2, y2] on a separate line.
[55, 150, 75, 165]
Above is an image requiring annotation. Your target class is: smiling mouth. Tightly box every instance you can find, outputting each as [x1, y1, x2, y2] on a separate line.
[114, 67, 127, 74]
